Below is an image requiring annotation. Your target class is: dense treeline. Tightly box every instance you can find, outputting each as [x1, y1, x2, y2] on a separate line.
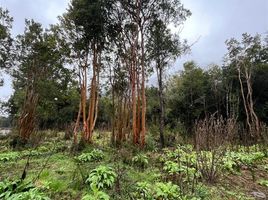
[0, 1, 267, 148]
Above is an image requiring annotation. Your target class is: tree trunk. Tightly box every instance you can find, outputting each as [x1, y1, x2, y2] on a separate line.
[19, 87, 38, 141]
[81, 66, 87, 141]
[86, 43, 98, 142]
[157, 63, 165, 148]
[131, 24, 138, 145]
[73, 101, 82, 144]
[140, 28, 146, 148]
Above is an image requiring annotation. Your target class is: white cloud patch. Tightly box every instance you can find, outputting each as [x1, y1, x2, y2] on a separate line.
[44, 0, 69, 24]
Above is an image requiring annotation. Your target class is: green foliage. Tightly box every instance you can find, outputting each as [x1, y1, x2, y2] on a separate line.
[163, 145, 196, 164]
[21, 150, 43, 157]
[161, 146, 200, 184]
[86, 165, 116, 190]
[0, 7, 13, 70]
[0, 180, 50, 200]
[82, 185, 110, 200]
[0, 152, 20, 162]
[4, 188, 50, 200]
[163, 161, 181, 174]
[7, 19, 79, 130]
[258, 179, 268, 187]
[163, 160, 197, 178]
[134, 182, 152, 200]
[75, 149, 104, 163]
[133, 181, 180, 200]
[223, 150, 265, 172]
[154, 182, 180, 200]
[82, 192, 109, 200]
[166, 61, 210, 129]
[132, 153, 149, 169]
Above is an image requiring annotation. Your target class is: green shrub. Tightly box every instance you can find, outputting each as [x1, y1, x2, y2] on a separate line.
[163, 161, 181, 175]
[223, 150, 265, 172]
[89, 149, 105, 161]
[258, 179, 268, 187]
[5, 188, 50, 200]
[162, 145, 197, 166]
[75, 149, 104, 163]
[82, 186, 110, 200]
[22, 150, 42, 157]
[82, 192, 109, 200]
[0, 152, 20, 162]
[134, 182, 153, 200]
[133, 181, 180, 200]
[132, 153, 149, 169]
[154, 182, 180, 200]
[0, 180, 50, 200]
[86, 165, 116, 190]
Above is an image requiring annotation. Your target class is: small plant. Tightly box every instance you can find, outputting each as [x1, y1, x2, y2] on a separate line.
[258, 179, 268, 187]
[76, 149, 104, 163]
[22, 150, 43, 157]
[153, 182, 180, 200]
[223, 150, 266, 172]
[163, 161, 181, 175]
[133, 181, 180, 200]
[0, 180, 50, 200]
[82, 186, 110, 200]
[134, 181, 152, 200]
[86, 165, 116, 190]
[132, 153, 149, 169]
[163, 160, 198, 180]
[75, 153, 92, 163]
[5, 188, 50, 200]
[0, 152, 20, 162]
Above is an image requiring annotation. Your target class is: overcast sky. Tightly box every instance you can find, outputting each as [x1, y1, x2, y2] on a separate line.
[0, 0, 267, 101]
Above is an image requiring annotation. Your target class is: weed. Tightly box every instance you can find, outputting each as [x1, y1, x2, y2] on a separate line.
[258, 179, 268, 187]
[0, 152, 20, 162]
[75, 149, 104, 163]
[0, 180, 50, 200]
[132, 153, 149, 169]
[86, 165, 116, 190]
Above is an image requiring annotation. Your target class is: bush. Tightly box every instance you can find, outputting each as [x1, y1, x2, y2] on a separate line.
[86, 165, 116, 190]
[132, 153, 149, 169]
[0, 152, 20, 162]
[82, 187, 110, 200]
[154, 182, 180, 200]
[133, 181, 180, 200]
[0, 180, 50, 200]
[75, 149, 104, 163]
[223, 149, 266, 172]
[196, 150, 224, 183]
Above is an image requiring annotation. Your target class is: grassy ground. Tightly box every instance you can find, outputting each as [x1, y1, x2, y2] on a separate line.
[0, 131, 268, 199]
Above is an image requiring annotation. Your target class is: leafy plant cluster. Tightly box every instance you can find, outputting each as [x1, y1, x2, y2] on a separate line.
[133, 181, 207, 200]
[133, 181, 179, 200]
[75, 149, 104, 163]
[132, 153, 149, 169]
[258, 179, 268, 187]
[21, 150, 44, 157]
[161, 145, 267, 176]
[161, 145, 199, 179]
[82, 165, 116, 200]
[223, 150, 265, 172]
[82, 187, 110, 200]
[0, 180, 50, 200]
[85, 165, 116, 190]
[0, 146, 52, 162]
[0, 152, 20, 162]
